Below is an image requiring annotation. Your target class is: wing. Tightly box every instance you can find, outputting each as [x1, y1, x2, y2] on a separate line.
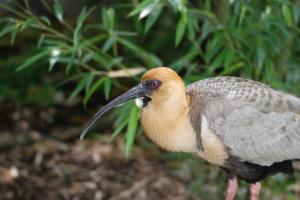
[187, 77, 300, 166]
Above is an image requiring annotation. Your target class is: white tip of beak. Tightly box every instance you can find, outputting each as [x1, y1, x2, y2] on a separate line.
[135, 98, 143, 108]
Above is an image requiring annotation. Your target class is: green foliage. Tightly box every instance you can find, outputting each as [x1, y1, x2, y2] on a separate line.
[1, 0, 300, 154]
[0, 44, 55, 106]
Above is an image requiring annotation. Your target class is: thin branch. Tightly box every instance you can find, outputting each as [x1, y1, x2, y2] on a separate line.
[0, 3, 28, 19]
[83, 65, 145, 78]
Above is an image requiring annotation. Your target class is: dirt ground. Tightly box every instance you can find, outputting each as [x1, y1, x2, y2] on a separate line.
[0, 105, 300, 200]
[0, 136, 191, 200]
[0, 104, 192, 200]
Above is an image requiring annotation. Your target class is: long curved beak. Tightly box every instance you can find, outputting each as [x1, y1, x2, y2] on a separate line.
[80, 83, 150, 140]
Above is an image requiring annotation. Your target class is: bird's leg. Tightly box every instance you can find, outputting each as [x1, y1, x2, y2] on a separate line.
[225, 176, 238, 200]
[249, 182, 261, 200]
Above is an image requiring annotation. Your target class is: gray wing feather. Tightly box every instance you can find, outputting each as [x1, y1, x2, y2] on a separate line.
[187, 77, 300, 166]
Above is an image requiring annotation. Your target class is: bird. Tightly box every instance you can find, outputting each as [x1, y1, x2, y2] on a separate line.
[80, 67, 300, 200]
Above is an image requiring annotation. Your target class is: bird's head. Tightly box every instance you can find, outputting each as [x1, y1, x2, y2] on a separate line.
[138, 67, 185, 108]
[80, 67, 186, 139]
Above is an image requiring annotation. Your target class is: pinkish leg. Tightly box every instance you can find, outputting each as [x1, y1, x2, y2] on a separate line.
[225, 176, 238, 200]
[249, 182, 261, 200]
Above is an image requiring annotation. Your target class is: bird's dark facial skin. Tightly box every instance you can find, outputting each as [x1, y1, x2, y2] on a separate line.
[142, 96, 152, 107]
[80, 79, 162, 139]
[140, 79, 162, 107]
[141, 79, 162, 91]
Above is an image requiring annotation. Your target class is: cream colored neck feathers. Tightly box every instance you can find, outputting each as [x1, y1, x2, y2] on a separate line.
[139, 67, 228, 166]
[140, 67, 197, 153]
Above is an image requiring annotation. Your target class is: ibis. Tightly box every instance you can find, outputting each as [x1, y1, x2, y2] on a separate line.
[81, 67, 300, 200]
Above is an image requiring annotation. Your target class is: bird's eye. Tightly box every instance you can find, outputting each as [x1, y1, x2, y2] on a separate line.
[151, 80, 160, 89]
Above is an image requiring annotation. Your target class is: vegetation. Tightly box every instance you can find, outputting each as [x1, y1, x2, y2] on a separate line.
[1, 0, 300, 152]
[0, 0, 300, 198]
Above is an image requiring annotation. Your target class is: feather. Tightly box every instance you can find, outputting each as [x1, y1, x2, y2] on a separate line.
[187, 77, 300, 166]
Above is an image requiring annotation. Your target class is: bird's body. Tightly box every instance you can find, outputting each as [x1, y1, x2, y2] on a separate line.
[187, 77, 300, 183]
[81, 67, 300, 200]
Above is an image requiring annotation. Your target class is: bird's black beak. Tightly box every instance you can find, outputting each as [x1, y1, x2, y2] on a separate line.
[80, 83, 151, 140]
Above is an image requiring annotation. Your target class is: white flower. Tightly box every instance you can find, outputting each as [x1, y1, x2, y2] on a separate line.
[49, 48, 61, 69]
[265, 6, 271, 15]
[51, 48, 61, 57]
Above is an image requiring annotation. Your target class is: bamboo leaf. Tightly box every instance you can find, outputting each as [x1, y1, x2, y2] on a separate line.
[10, 28, 18, 45]
[83, 77, 105, 105]
[16, 50, 49, 71]
[239, 5, 247, 27]
[103, 77, 112, 100]
[54, 0, 64, 22]
[102, 36, 117, 52]
[85, 73, 95, 93]
[81, 52, 94, 64]
[144, 3, 163, 33]
[118, 38, 162, 67]
[292, 5, 300, 24]
[128, 0, 153, 17]
[110, 118, 129, 141]
[73, 25, 82, 47]
[175, 16, 186, 46]
[37, 34, 45, 48]
[210, 48, 226, 69]
[113, 103, 132, 125]
[0, 24, 15, 38]
[256, 47, 265, 69]
[187, 12, 199, 40]
[73, 7, 96, 47]
[218, 62, 245, 76]
[40, 16, 51, 26]
[199, 21, 213, 43]
[224, 50, 234, 69]
[82, 34, 106, 47]
[69, 73, 90, 101]
[139, 1, 159, 19]
[20, 18, 36, 31]
[265, 59, 275, 82]
[282, 4, 293, 27]
[102, 8, 115, 30]
[66, 49, 76, 74]
[204, 32, 225, 64]
[125, 106, 140, 157]
[40, 0, 52, 13]
[77, 7, 95, 25]
[168, 0, 185, 13]
[108, 10, 115, 29]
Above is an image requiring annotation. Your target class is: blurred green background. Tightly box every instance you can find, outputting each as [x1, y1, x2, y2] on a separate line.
[0, 0, 300, 199]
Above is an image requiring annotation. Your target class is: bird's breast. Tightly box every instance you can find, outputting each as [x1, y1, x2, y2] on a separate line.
[140, 108, 198, 153]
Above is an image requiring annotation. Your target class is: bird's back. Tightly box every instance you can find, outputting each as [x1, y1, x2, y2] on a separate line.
[187, 76, 300, 115]
[186, 76, 300, 166]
